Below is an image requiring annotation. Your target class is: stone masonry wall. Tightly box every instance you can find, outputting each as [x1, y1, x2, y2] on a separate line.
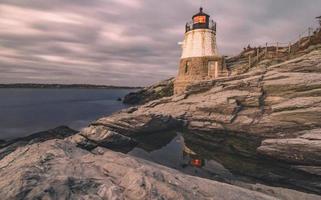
[174, 56, 227, 94]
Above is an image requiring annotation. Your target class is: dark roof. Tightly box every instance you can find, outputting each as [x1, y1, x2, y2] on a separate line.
[192, 7, 210, 19]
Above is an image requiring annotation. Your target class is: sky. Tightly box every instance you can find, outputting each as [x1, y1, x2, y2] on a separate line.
[0, 0, 320, 86]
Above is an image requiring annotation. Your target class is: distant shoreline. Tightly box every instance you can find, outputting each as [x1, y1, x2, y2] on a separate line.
[0, 83, 142, 89]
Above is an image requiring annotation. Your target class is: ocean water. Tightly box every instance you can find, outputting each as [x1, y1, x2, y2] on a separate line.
[0, 88, 134, 140]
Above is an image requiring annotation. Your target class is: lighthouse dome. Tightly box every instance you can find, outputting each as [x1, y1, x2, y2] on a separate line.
[192, 7, 210, 19]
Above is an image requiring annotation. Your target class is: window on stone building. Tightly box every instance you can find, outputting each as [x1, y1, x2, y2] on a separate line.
[185, 61, 191, 74]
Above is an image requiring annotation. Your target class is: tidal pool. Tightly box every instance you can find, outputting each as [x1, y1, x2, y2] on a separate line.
[126, 130, 321, 195]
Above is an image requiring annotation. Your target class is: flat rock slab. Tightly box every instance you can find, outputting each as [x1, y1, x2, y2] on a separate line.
[0, 126, 77, 160]
[1, 139, 319, 200]
[293, 165, 321, 176]
[257, 133, 321, 165]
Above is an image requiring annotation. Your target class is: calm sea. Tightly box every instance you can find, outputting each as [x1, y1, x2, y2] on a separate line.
[0, 88, 134, 140]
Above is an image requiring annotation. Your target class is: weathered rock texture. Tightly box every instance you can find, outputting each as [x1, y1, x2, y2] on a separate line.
[74, 45, 321, 168]
[0, 126, 77, 160]
[0, 139, 319, 200]
[123, 78, 174, 105]
[258, 129, 321, 165]
[69, 113, 182, 151]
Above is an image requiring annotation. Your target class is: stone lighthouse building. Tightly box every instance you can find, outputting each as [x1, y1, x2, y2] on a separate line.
[174, 8, 227, 94]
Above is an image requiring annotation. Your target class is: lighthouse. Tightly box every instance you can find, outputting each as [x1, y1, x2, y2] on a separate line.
[174, 8, 228, 94]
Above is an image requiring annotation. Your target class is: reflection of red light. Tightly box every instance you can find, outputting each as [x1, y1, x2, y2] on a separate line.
[191, 159, 202, 167]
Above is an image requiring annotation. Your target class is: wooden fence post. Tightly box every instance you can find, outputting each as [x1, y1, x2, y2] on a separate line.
[265, 42, 268, 56]
[288, 42, 291, 54]
[276, 42, 279, 57]
[248, 54, 252, 67]
[256, 48, 259, 61]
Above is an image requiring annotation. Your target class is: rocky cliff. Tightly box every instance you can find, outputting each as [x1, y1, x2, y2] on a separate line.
[70, 44, 321, 183]
[78, 45, 321, 156]
[123, 78, 174, 105]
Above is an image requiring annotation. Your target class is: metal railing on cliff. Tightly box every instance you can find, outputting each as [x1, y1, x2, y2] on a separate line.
[245, 24, 321, 70]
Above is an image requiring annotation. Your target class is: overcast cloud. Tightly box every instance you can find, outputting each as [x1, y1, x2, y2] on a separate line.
[0, 0, 320, 86]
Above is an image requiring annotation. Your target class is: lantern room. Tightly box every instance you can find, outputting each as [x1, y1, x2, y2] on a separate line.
[185, 7, 216, 33]
[193, 7, 210, 29]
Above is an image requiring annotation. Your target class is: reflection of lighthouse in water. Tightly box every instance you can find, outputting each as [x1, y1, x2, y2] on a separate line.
[177, 134, 205, 168]
[177, 133, 233, 179]
[183, 145, 205, 168]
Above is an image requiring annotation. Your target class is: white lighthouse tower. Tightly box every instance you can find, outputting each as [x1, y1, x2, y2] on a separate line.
[181, 7, 219, 59]
[174, 7, 227, 94]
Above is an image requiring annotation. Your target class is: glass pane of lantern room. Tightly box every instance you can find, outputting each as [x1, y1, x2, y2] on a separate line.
[194, 16, 206, 24]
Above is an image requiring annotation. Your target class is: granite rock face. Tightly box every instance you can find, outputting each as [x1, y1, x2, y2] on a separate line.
[69, 112, 183, 151]
[74, 45, 321, 166]
[0, 139, 319, 200]
[258, 129, 321, 165]
[0, 126, 77, 160]
[123, 78, 174, 105]
[69, 125, 136, 151]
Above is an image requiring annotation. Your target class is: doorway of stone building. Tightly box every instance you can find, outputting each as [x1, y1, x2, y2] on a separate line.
[208, 61, 218, 78]
[185, 61, 191, 74]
